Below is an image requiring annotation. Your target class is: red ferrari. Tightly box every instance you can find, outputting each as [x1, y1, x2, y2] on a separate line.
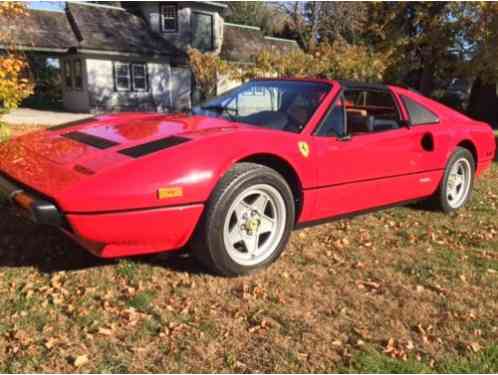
[0, 79, 495, 276]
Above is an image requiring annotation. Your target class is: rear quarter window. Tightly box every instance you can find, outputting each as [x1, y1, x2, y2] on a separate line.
[401, 95, 439, 126]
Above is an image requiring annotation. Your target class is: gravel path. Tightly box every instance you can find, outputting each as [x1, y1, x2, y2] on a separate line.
[1, 108, 93, 126]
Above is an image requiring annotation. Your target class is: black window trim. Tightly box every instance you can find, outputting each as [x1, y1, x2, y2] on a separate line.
[64, 60, 73, 89]
[160, 3, 178, 33]
[313, 91, 346, 138]
[313, 87, 404, 138]
[345, 87, 403, 123]
[113, 61, 131, 92]
[400, 94, 440, 126]
[191, 10, 215, 51]
[346, 87, 405, 137]
[113, 62, 149, 93]
[73, 59, 83, 91]
[131, 63, 149, 92]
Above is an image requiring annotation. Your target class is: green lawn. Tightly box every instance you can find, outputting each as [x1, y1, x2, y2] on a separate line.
[0, 126, 497, 372]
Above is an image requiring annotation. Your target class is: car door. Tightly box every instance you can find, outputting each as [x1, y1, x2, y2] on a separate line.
[309, 87, 441, 220]
[393, 91, 451, 173]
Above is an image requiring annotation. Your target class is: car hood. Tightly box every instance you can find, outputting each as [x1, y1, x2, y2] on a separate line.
[0, 113, 244, 200]
[11, 113, 241, 165]
[0, 112, 307, 213]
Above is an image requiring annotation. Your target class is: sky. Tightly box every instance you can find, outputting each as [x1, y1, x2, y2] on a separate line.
[27, 1, 65, 12]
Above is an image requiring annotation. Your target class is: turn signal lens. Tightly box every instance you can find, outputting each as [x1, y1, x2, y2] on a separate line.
[14, 192, 35, 210]
[158, 187, 183, 199]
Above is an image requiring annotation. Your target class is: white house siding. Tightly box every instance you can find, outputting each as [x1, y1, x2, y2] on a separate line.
[148, 63, 173, 112]
[171, 67, 192, 111]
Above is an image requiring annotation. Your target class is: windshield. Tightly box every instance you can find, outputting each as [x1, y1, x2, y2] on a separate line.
[192, 80, 331, 133]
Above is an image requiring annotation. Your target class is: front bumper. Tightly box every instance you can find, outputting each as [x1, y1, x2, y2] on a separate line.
[1, 173, 204, 259]
[66, 203, 204, 258]
[0, 174, 63, 226]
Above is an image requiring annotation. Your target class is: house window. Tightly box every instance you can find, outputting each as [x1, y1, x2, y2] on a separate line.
[192, 12, 214, 51]
[64, 60, 72, 88]
[161, 4, 178, 32]
[113, 62, 148, 92]
[132, 64, 148, 91]
[73, 60, 83, 89]
[114, 62, 131, 91]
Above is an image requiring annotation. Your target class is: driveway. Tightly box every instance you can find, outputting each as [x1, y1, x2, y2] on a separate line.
[1, 108, 93, 126]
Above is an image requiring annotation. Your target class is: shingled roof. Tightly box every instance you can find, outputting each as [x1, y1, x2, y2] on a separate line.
[221, 23, 300, 63]
[66, 2, 184, 57]
[0, 2, 183, 57]
[0, 4, 298, 62]
[0, 8, 77, 52]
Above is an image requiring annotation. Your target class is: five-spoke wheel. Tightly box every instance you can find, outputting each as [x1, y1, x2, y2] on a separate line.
[446, 158, 472, 209]
[223, 184, 287, 267]
[434, 147, 475, 213]
[191, 163, 295, 276]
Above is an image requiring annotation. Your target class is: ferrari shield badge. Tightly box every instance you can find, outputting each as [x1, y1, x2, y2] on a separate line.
[298, 141, 310, 158]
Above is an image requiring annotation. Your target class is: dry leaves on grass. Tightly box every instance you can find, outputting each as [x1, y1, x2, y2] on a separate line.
[73, 354, 89, 368]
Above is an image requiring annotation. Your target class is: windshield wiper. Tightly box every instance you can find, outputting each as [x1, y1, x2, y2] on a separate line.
[200, 105, 226, 113]
[200, 105, 238, 120]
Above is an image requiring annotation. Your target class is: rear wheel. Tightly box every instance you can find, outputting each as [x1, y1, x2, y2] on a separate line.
[191, 163, 295, 276]
[433, 147, 475, 213]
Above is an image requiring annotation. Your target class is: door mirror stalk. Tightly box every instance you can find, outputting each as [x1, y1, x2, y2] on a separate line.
[399, 119, 412, 128]
[339, 134, 352, 142]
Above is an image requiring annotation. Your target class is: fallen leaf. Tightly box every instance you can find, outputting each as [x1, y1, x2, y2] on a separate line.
[469, 342, 481, 352]
[74, 355, 89, 367]
[98, 327, 113, 336]
[44, 338, 57, 349]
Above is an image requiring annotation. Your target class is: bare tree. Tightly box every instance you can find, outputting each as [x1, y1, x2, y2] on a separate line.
[275, 2, 368, 51]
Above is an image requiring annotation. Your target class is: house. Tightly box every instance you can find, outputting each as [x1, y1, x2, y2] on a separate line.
[0, 1, 299, 113]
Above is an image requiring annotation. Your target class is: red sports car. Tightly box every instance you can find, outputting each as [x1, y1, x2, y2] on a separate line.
[0, 79, 495, 276]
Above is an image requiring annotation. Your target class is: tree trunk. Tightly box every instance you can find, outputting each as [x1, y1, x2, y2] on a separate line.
[308, 2, 322, 52]
[419, 61, 435, 96]
[467, 77, 497, 128]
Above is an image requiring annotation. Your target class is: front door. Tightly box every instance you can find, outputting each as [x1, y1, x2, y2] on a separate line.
[309, 87, 441, 220]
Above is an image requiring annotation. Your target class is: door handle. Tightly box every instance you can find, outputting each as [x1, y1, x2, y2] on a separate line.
[421, 132, 434, 151]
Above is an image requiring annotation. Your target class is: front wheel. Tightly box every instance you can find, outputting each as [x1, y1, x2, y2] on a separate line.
[433, 147, 475, 213]
[191, 163, 295, 276]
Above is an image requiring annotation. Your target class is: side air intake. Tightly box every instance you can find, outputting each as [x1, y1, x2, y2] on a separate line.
[118, 136, 191, 158]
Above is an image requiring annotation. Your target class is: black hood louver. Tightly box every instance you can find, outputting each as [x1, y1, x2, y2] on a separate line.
[118, 136, 191, 158]
[62, 131, 119, 149]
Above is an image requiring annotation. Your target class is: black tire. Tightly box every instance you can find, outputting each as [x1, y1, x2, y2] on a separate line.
[191, 162, 295, 276]
[432, 147, 475, 213]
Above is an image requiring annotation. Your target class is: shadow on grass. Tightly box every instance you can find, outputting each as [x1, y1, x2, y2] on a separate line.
[0, 210, 206, 275]
[495, 134, 498, 162]
[0, 197, 460, 275]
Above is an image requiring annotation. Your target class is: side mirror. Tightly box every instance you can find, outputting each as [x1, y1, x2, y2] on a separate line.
[399, 119, 412, 128]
